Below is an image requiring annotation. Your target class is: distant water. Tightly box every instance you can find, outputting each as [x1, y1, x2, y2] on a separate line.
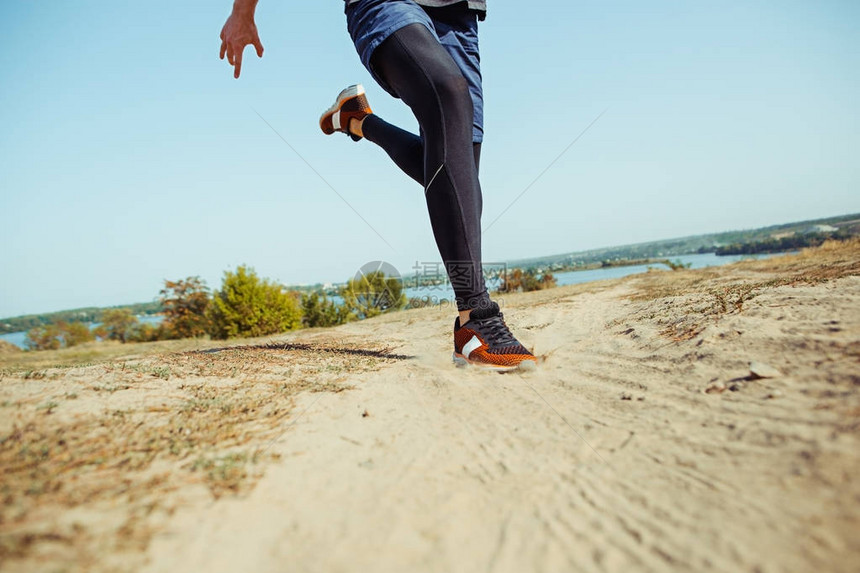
[0, 253, 779, 350]
[553, 252, 771, 287]
[1, 330, 29, 349]
[402, 252, 779, 305]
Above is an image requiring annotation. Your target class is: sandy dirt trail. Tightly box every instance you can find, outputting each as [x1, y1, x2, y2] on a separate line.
[140, 256, 860, 572]
[2, 247, 859, 573]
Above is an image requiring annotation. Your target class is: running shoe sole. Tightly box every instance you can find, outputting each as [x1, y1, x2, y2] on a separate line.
[452, 352, 538, 372]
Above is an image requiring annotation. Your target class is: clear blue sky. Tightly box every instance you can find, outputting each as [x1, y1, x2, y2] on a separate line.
[1, 0, 858, 318]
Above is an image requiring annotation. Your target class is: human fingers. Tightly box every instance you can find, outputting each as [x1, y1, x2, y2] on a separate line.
[226, 43, 234, 66]
[234, 46, 244, 79]
[220, 39, 227, 60]
[254, 38, 264, 58]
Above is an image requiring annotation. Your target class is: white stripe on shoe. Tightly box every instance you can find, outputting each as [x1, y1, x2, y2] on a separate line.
[462, 335, 483, 360]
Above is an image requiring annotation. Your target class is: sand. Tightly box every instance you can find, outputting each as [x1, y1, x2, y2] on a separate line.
[2, 242, 859, 572]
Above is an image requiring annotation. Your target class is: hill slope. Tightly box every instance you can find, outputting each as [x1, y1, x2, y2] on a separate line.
[2, 241, 859, 572]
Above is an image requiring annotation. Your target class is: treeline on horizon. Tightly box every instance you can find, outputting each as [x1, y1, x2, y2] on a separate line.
[0, 302, 162, 335]
[511, 212, 860, 271]
[714, 230, 856, 256]
[17, 265, 558, 352]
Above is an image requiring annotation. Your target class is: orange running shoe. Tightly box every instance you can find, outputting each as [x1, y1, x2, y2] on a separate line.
[320, 84, 373, 141]
[453, 302, 538, 371]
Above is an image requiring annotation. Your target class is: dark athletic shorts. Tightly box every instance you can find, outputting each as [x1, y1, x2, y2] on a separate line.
[345, 0, 484, 142]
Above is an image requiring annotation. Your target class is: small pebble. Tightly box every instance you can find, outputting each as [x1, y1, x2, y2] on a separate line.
[765, 390, 784, 400]
[621, 393, 633, 401]
[705, 382, 726, 394]
[750, 361, 783, 379]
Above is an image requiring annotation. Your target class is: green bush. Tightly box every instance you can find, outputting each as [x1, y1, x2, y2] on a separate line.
[340, 270, 406, 320]
[208, 265, 302, 340]
[301, 292, 351, 328]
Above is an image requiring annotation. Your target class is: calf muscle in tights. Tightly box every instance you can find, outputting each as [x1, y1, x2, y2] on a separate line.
[361, 23, 489, 311]
[363, 116, 483, 182]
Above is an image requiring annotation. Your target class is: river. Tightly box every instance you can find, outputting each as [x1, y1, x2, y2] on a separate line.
[402, 252, 777, 304]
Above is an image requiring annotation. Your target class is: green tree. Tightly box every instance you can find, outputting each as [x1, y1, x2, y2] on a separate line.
[99, 308, 139, 343]
[207, 265, 302, 340]
[340, 270, 406, 320]
[160, 276, 210, 338]
[301, 292, 351, 327]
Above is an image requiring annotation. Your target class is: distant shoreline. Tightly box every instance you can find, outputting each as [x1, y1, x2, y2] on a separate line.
[0, 252, 781, 350]
[3, 208, 857, 338]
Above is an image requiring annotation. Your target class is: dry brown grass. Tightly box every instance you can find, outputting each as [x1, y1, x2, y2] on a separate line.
[0, 338, 409, 571]
[0, 340, 22, 355]
[0, 336, 232, 373]
[623, 239, 860, 341]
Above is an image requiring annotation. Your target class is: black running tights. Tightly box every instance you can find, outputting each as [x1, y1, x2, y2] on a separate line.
[362, 23, 489, 311]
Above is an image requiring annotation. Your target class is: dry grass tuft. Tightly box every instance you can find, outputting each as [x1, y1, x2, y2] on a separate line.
[622, 239, 860, 341]
[0, 338, 406, 570]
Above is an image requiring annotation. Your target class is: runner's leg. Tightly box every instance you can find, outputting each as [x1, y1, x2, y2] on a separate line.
[370, 23, 488, 310]
[361, 116, 423, 184]
[362, 115, 481, 183]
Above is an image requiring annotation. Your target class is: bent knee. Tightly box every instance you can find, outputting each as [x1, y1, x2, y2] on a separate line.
[424, 72, 473, 129]
[433, 72, 471, 108]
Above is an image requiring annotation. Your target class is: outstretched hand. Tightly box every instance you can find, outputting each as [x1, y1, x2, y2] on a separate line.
[219, 9, 264, 79]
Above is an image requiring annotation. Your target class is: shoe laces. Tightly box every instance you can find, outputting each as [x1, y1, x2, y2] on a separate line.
[472, 312, 517, 347]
